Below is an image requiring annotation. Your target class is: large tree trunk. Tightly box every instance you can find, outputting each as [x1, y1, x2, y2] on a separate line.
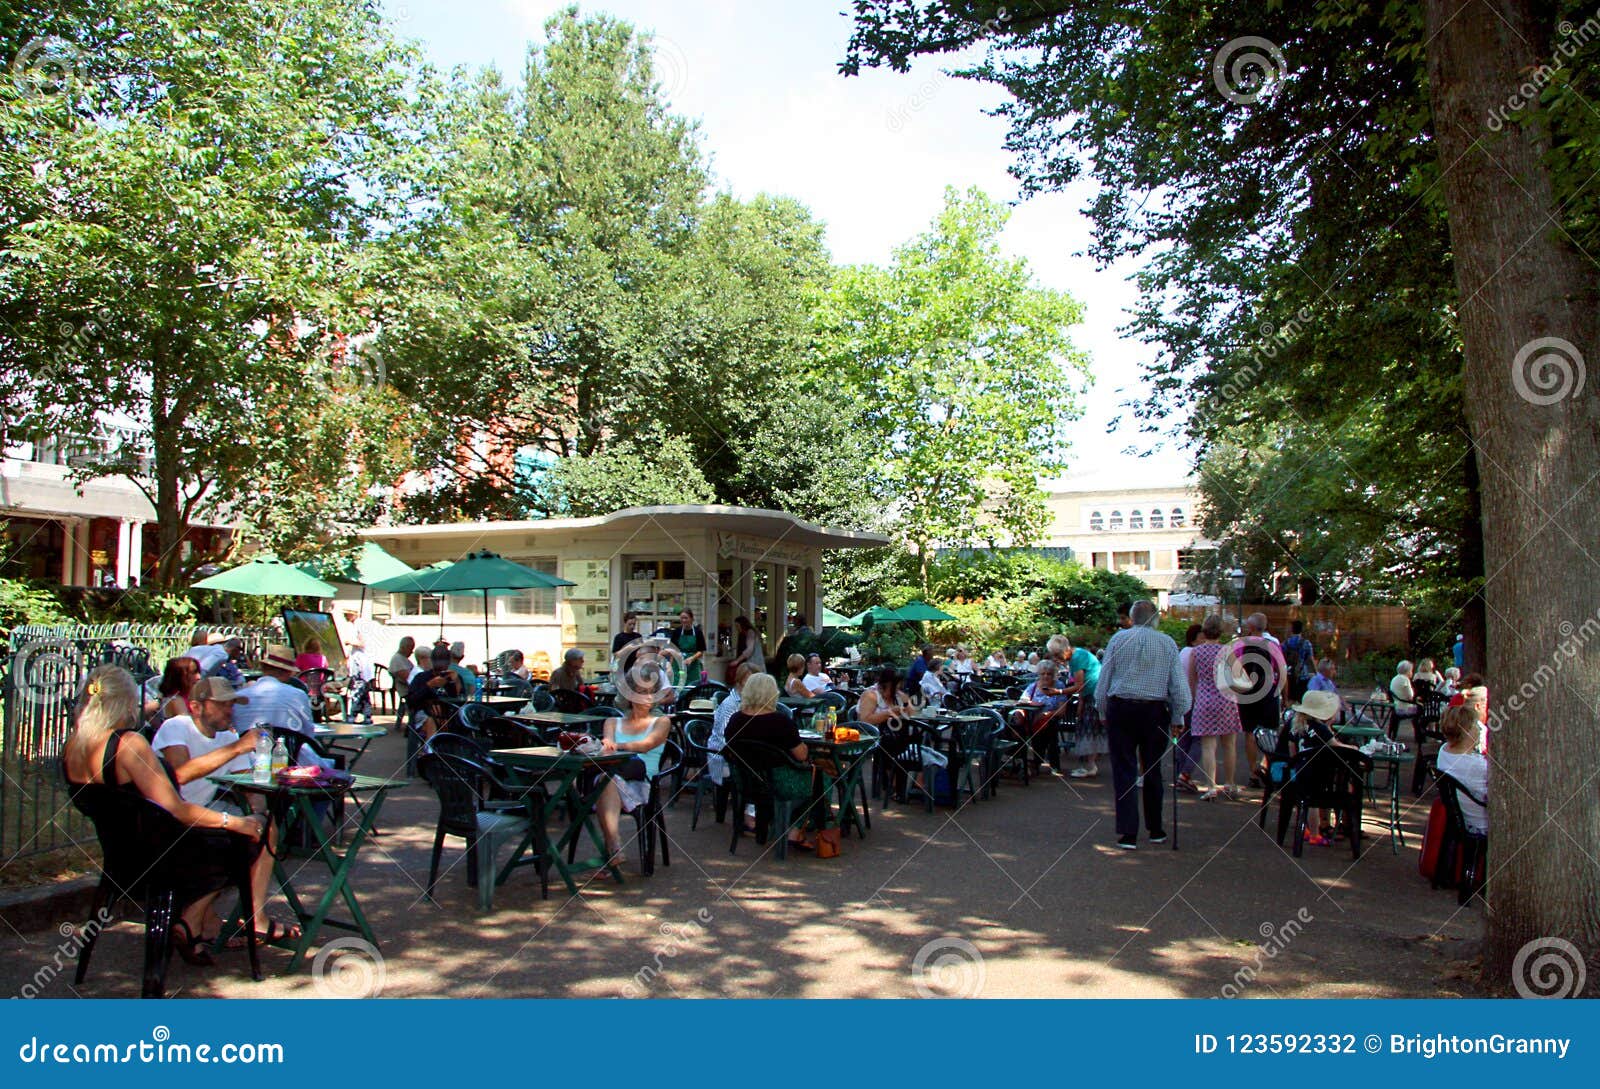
[1425, 0, 1600, 995]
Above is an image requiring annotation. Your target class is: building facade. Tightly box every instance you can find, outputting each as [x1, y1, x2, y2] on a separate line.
[1040, 471, 1214, 601]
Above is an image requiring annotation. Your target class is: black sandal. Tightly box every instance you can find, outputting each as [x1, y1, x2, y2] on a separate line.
[227, 918, 302, 950]
[172, 920, 216, 967]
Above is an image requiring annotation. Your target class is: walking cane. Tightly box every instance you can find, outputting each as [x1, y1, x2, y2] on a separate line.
[1171, 723, 1180, 851]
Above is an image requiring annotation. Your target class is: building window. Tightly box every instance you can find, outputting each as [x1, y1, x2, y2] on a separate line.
[1176, 548, 1211, 571]
[1128, 509, 1144, 530]
[1113, 550, 1151, 572]
[1089, 510, 1104, 532]
[1149, 509, 1164, 530]
[1108, 510, 1123, 530]
[1170, 507, 1186, 528]
[501, 558, 560, 617]
[391, 593, 441, 618]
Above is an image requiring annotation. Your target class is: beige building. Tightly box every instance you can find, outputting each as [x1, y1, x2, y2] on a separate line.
[1040, 470, 1214, 599]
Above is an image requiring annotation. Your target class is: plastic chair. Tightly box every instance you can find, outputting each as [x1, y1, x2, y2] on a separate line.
[549, 687, 595, 714]
[632, 740, 682, 876]
[832, 721, 879, 838]
[680, 717, 729, 830]
[479, 715, 545, 750]
[954, 708, 1005, 803]
[297, 668, 338, 722]
[417, 746, 545, 908]
[65, 750, 261, 998]
[724, 740, 818, 860]
[1272, 742, 1371, 859]
[1433, 774, 1488, 904]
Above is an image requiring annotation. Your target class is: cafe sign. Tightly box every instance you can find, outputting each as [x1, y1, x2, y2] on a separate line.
[716, 532, 811, 566]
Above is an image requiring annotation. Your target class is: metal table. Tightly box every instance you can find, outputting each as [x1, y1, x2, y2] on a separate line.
[209, 771, 404, 970]
[491, 746, 637, 895]
[312, 722, 386, 770]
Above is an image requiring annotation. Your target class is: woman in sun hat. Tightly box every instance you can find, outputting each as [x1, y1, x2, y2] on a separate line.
[1287, 688, 1358, 846]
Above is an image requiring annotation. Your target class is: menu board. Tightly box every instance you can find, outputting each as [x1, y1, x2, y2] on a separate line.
[561, 559, 610, 601]
[560, 601, 611, 645]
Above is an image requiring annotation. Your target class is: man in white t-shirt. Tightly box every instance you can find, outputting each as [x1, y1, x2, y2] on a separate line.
[800, 653, 834, 695]
[151, 677, 259, 810]
[345, 640, 376, 724]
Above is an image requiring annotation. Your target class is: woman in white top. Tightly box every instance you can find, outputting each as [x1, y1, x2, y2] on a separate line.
[1389, 660, 1418, 720]
[948, 646, 977, 678]
[1021, 652, 1041, 674]
[1434, 704, 1488, 833]
[985, 650, 1008, 670]
[1413, 657, 1443, 692]
[801, 653, 834, 694]
[784, 654, 812, 699]
[919, 659, 950, 708]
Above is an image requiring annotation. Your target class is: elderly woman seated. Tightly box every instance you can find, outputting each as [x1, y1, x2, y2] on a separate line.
[63, 667, 300, 965]
[724, 673, 826, 850]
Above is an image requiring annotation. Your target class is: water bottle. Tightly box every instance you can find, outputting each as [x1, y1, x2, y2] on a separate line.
[473, 672, 485, 701]
[270, 736, 289, 778]
[251, 729, 272, 785]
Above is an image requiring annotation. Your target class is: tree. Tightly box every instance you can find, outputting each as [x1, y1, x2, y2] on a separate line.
[532, 435, 715, 516]
[2, 0, 414, 581]
[821, 187, 1089, 589]
[843, 0, 1600, 993]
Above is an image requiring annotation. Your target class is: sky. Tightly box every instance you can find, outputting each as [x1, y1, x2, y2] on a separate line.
[381, 0, 1194, 488]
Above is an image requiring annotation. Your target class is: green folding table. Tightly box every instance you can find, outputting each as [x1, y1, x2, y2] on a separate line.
[209, 771, 404, 970]
[491, 746, 637, 895]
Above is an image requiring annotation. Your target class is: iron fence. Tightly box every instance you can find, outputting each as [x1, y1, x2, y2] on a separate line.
[0, 623, 280, 862]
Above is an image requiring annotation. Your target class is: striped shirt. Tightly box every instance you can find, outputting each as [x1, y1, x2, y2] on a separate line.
[1095, 625, 1192, 722]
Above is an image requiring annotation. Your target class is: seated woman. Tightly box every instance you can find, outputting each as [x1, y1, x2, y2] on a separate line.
[1021, 652, 1042, 674]
[293, 638, 329, 674]
[1284, 689, 1366, 846]
[800, 653, 834, 695]
[784, 654, 811, 699]
[594, 669, 672, 869]
[1435, 704, 1488, 833]
[63, 666, 289, 964]
[1014, 660, 1070, 764]
[724, 673, 824, 850]
[1389, 660, 1419, 722]
[984, 649, 1008, 670]
[1440, 666, 1462, 698]
[1413, 657, 1443, 693]
[948, 646, 977, 678]
[856, 666, 918, 795]
[919, 658, 951, 709]
[148, 655, 201, 729]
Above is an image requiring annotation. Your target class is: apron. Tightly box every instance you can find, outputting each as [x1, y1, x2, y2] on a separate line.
[675, 626, 704, 685]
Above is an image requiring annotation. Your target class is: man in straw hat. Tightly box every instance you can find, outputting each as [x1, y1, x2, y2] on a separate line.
[238, 644, 315, 738]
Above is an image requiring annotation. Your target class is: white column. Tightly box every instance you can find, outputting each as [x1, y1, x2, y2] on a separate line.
[59, 521, 76, 585]
[115, 519, 132, 587]
[127, 520, 144, 585]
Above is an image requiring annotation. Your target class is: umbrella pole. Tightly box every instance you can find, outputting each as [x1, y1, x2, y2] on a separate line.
[482, 589, 491, 695]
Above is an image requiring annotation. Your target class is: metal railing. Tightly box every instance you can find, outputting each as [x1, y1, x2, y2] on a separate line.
[0, 623, 281, 862]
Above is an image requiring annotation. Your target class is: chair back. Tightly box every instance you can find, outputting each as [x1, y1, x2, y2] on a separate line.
[417, 750, 497, 836]
[723, 739, 801, 797]
[66, 775, 192, 899]
[956, 707, 1004, 757]
[496, 675, 535, 699]
[525, 685, 556, 712]
[455, 701, 497, 733]
[298, 667, 336, 697]
[653, 739, 683, 786]
[682, 681, 730, 709]
[1434, 773, 1486, 837]
[549, 687, 595, 714]
[266, 725, 336, 766]
[681, 717, 715, 756]
[422, 731, 493, 764]
[480, 716, 544, 750]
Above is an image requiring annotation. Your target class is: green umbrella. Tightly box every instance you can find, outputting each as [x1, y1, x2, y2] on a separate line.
[848, 605, 909, 625]
[893, 600, 957, 622]
[821, 605, 854, 627]
[193, 555, 337, 598]
[370, 550, 576, 666]
[299, 543, 414, 587]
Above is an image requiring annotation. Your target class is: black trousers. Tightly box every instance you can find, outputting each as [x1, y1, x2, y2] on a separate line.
[1106, 696, 1170, 838]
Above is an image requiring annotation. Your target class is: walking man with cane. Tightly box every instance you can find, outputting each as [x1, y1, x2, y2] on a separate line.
[1096, 600, 1191, 850]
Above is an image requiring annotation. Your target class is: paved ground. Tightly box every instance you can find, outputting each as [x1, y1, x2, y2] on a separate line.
[0, 728, 1485, 998]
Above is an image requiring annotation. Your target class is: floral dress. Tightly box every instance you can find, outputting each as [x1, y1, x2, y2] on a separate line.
[1189, 642, 1243, 737]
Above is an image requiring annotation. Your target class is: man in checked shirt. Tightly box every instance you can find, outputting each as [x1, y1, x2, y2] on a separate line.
[1095, 600, 1192, 850]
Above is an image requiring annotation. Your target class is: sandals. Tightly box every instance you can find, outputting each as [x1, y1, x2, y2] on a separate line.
[1069, 767, 1099, 779]
[1177, 775, 1202, 794]
[226, 918, 303, 950]
[172, 920, 216, 967]
[1200, 789, 1226, 801]
[1303, 833, 1332, 846]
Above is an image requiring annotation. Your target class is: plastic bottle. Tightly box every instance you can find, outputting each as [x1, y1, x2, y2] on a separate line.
[270, 735, 289, 777]
[251, 729, 273, 785]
